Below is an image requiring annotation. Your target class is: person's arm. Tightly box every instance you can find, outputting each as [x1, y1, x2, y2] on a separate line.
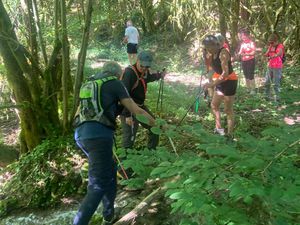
[123, 28, 129, 44]
[120, 98, 155, 126]
[121, 68, 136, 117]
[145, 69, 166, 83]
[248, 42, 256, 56]
[238, 43, 243, 55]
[123, 36, 128, 44]
[269, 46, 283, 59]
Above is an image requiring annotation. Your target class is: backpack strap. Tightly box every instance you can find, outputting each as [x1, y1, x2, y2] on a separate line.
[128, 65, 147, 95]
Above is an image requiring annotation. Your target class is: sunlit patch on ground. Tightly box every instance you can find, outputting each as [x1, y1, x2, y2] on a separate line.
[284, 115, 300, 125]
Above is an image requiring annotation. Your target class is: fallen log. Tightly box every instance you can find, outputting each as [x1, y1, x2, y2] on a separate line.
[114, 187, 163, 225]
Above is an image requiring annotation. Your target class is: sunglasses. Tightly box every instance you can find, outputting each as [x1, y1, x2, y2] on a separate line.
[141, 65, 150, 69]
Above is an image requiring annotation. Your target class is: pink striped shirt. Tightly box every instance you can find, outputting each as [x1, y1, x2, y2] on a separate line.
[239, 40, 256, 61]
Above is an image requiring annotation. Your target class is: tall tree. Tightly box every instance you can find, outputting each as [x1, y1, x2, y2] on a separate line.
[72, 0, 94, 120]
[217, 0, 227, 37]
[60, 0, 71, 132]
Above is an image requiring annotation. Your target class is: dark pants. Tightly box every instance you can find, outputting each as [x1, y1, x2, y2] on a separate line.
[242, 58, 255, 80]
[73, 138, 117, 225]
[121, 105, 159, 149]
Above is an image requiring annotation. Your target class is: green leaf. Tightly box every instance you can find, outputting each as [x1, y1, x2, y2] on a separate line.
[150, 126, 162, 135]
[151, 166, 168, 176]
[136, 114, 150, 124]
[243, 195, 253, 204]
[229, 181, 243, 198]
[169, 192, 185, 200]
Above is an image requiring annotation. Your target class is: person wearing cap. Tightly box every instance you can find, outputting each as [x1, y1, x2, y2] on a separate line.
[73, 61, 156, 225]
[120, 50, 166, 150]
[264, 33, 284, 102]
[202, 35, 238, 137]
[123, 20, 139, 65]
[238, 29, 256, 94]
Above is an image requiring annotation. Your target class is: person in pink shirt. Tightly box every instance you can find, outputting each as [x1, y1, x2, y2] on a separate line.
[264, 33, 284, 102]
[238, 29, 256, 94]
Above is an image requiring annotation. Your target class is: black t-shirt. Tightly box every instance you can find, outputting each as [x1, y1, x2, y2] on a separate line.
[212, 48, 233, 75]
[101, 79, 130, 121]
[121, 65, 161, 116]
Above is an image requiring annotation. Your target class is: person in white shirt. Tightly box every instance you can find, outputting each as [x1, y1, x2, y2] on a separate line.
[123, 20, 139, 65]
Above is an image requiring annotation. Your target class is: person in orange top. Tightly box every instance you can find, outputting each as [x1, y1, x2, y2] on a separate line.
[238, 29, 256, 94]
[203, 35, 238, 136]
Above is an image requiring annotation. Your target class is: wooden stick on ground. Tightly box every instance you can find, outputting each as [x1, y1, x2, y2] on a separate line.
[114, 187, 163, 225]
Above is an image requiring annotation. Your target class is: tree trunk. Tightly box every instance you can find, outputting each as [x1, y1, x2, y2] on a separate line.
[32, 0, 48, 65]
[230, 0, 240, 53]
[0, 1, 41, 152]
[22, 0, 39, 65]
[140, 0, 156, 34]
[60, 0, 71, 132]
[217, 0, 227, 37]
[0, 0, 62, 152]
[72, 0, 94, 120]
[240, 0, 250, 22]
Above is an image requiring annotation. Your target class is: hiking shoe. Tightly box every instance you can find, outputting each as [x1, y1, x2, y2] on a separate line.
[102, 216, 117, 225]
[214, 128, 225, 136]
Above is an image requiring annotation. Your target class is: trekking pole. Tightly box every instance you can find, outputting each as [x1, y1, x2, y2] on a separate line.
[130, 113, 135, 142]
[113, 137, 129, 180]
[156, 68, 166, 114]
[168, 136, 178, 156]
[194, 72, 205, 113]
[176, 87, 205, 129]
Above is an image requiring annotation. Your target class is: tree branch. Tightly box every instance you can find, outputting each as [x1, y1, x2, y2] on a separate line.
[114, 187, 163, 225]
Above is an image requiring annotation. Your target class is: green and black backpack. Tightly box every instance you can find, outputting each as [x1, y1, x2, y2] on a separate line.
[74, 75, 117, 128]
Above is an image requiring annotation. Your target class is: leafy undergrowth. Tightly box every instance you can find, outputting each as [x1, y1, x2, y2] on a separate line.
[120, 122, 300, 225]
[0, 136, 85, 218]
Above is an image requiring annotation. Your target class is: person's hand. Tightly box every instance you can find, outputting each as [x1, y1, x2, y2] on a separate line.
[204, 82, 214, 90]
[126, 117, 134, 126]
[160, 68, 167, 79]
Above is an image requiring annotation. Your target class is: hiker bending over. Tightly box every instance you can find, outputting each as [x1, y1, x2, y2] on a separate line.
[73, 62, 155, 225]
[202, 35, 238, 136]
[238, 28, 256, 94]
[121, 50, 166, 150]
[264, 33, 284, 102]
[123, 20, 139, 65]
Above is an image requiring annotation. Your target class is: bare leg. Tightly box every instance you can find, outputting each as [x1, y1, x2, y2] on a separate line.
[224, 95, 235, 134]
[245, 79, 251, 91]
[128, 53, 137, 65]
[211, 91, 224, 129]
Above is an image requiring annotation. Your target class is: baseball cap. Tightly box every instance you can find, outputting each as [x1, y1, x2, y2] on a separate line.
[138, 51, 153, 67]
